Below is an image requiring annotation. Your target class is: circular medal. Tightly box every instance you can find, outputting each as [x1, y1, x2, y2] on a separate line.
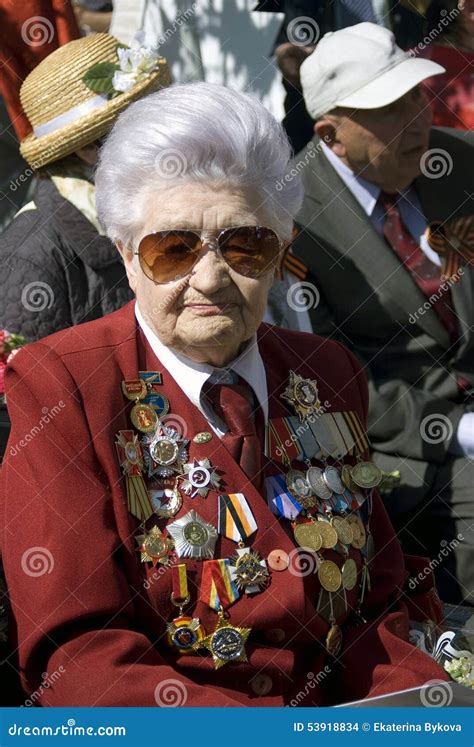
[167, 510, 218, 559]
[286, 469, 312, 499]
[351, 461, 383, 489]
[323, 466, 344, 494]
[306, 467, 332, 500]
[318, 560, 342, 592]
[347, 515, 367, 550]
[294, 379, 319, 408]
[150, 437, 179, 466]
[331, 516, 353, 545]
[146, 392, 170, 418]
[130, 402, 158, 433]
[183, 520, 209, 548]
[150, 488, 183, 518]
[166, 615, 206, 653]
[340, 464, 357, 492]
[135, 526, 174, 567]
[341, 558, 358, 591]
[188, 466, 211, 489]
[326, 624, 343, 656]
[316, 520, 338, 549]
[293, 522, 322, 552]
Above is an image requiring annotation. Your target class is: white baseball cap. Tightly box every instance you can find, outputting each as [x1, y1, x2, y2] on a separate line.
[300, 22, 445, 120]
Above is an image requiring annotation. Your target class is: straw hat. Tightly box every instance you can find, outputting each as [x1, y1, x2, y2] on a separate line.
[20, 33, 171, 168]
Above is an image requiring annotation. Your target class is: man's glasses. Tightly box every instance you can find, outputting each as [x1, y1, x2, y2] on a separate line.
[134, 225, 282, 284]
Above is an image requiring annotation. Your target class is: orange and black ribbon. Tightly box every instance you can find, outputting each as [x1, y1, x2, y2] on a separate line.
[426, 216, 474, 282]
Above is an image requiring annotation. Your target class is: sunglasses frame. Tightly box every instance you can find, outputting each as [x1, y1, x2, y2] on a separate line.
[134, 225, 284, 285]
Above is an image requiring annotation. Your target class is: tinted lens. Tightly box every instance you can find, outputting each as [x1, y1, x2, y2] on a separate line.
[219, 226, 281, 277]
[138, 230, 200, 283]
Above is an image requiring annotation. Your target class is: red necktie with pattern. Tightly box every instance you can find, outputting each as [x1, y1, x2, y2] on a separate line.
[204, 377, 264, 491]
[378, 191, 459, 344]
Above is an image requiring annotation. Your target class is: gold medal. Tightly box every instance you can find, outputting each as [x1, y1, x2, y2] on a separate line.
[325, 624, 343, 656]
[135, 526, 174, 567]
[341, 558, 358, 591]
[331, 516, 353, 545]
[281, 371, 322, 423]
[293, 521, 322, 552]
[351, 461, 383, 489]
[142, 423, 189, 478]
[318, 560, 342, 592]
[122, 379, 147, 401]
[286, 469, 316, 508]
[347, 515, 367, 550]
[198, 612, 251, 669]
[193, 431, 213, 444]
[340, 464, 357, 491]
[150, 486, 182, 518]
[130, 402, 158, 433]
[231, 548, 269, 594]
[167, 615, 206, 654]
[316, 519, 338, 549]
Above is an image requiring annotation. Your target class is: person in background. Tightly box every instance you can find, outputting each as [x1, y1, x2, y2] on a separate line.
[418, 0, 474, 130]
[0, 33, 171, 342]
[253, 1, 426, 152]
[72, 0, 113, 34]
[289, 23, 474, 606]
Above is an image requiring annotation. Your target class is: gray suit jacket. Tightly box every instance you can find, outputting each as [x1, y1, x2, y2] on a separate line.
[291, 127, 474, 512]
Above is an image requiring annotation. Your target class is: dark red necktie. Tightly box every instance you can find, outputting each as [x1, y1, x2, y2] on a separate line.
[378, 191, 459, 344]
[204, 377, 263, 491]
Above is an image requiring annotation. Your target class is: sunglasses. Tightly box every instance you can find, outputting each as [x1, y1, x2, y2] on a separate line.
[134, 225, 283, 284]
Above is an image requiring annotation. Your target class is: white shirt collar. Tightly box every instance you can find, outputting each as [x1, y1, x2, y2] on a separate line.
[321, 141, 380, 217]
[135, 301, 269, 426]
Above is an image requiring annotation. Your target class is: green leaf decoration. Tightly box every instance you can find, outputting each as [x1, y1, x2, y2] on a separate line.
[82, 62, 118, 96]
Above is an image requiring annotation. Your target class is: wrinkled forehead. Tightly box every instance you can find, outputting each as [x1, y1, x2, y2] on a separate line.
[136, 182, 277, 239]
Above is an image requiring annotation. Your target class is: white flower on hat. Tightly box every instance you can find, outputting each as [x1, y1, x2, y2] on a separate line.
[113, 40, 159, 92]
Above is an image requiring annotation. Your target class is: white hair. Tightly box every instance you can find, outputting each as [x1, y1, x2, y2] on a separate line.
[95, 82, 303, 245]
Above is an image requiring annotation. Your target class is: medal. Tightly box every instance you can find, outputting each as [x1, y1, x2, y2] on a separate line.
[122, 379, 158, 433]
[293, 519, 322, 552]
[286, 469, 317, 509]
[351, 461, 383, 489]
[138, 372, 169, 418]
[318, 560, 342, 592]
[167, 564, 206, 654]
[340, 464, 357, 492]
[135, 525, 174, 566]
[230, 548, 269, 594]
[306, 466, 332, 500]
[217, 493, 257, 544]
[265, 474, 302, 520]
[180, 458, 222, 498]
[199, 610, 251, 669]
[115, 430, 154, 522]
[142, 422, 189, 478]
[281, 370, 322, 423]
[341, 558, 358, 591]
[347, 515, 367, 550]
[167, 509, 218, 560]
[330, 516, 353, 546]
[326, 624, 343, 657]
[316, 518, 338, 549]
[193, 431, 213, 444]
[322, 466, 344, 495]
[150, 485, 182, 518]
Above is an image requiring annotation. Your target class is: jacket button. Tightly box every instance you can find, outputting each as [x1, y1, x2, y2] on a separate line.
[267, 549, 289, 571]
[264, 628, 286, 643]
[251, 674, 273, 696]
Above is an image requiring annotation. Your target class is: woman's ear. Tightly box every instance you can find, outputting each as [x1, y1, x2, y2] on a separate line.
[116, 240, 138, 293]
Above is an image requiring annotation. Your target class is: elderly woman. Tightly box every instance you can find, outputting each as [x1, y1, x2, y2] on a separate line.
[0, 83, 447, 707]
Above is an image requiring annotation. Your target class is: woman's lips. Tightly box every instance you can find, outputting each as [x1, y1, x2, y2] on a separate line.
[183, 302, 237, 315]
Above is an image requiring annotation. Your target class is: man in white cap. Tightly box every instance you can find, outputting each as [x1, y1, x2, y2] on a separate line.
[288, 23, 474, 606]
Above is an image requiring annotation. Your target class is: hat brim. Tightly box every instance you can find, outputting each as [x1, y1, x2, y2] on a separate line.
[20, 59, 171, 169]
[335, 57, 445, 111]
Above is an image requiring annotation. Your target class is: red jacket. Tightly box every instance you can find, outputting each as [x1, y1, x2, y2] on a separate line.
[0, 301, 447, 706]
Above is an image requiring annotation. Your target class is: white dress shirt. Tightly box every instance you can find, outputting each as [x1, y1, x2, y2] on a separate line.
[135, 302, 269, 437]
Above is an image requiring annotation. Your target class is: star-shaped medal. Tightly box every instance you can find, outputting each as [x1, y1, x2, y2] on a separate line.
[281, 370, 322, 423]
[141, 422, 189, 479]
[197, 615, 251, 669]
[180, 458, 222, 498]
[166, 509, 218, 559]
[230, 548, 269, 594]
[135, 525, 174, 567]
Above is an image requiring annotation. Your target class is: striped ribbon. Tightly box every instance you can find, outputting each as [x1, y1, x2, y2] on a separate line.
[265, 474, 302, 519]
[200, 559, 239, 611]
[171, 564, 189, 603]
[218, 493, 257, 543]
